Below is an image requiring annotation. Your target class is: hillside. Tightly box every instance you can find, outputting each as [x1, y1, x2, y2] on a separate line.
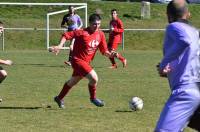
[0, 1, 200, 50]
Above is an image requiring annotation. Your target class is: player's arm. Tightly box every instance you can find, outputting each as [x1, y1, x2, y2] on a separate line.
[112, 19, 124, 33]
[0, 59, 13, 66]
[77, 16, 83, 29]
[61, 15, 67, 28]
[159, 25, 189, 70]
[98, 32, 118, 58]
[159, 25, 189, 77]
[49, 31, 76, 55]
[57, 37, 67, 49]
[48, 37, 66, 55]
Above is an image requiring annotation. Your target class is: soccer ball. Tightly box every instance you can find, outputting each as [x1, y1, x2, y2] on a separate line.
[129, 97, 143, 111]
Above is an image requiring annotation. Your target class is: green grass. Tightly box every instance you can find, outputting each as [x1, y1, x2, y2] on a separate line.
[0, 1, 200, 50]
[0, 50, 196, 132]
[0, 1, 199, 131]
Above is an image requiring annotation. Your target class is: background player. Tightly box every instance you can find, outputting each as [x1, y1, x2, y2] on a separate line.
[107, 9, 126, 69]
[155, 0, 200, 131]
[0, 21, 13, 101]
[0, 21, 4, 35]
[61, 5, 83, 66]
[50, 14, 119, 108]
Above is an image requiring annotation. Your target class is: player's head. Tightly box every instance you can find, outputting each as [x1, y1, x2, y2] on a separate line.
[68, 5, 75, 14]
[111, 9, 118, 20]
[89, 13, 101, 32]
[0, 21, 4, 35]
[167, 0, 190, 23]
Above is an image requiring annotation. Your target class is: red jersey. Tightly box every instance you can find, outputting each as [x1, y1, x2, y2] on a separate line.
[62, 28, 108, 63]
[109, 17, 124, 44]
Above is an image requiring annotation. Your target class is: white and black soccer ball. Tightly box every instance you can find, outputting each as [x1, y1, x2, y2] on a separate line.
[129, 97, 143, 111]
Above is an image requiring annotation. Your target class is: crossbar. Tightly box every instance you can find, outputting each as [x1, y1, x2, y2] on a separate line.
[0, 2, 87, 6]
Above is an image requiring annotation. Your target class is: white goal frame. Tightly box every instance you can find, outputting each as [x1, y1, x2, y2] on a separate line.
[47, 4, 87, 50]
[0, 2, 87, 50]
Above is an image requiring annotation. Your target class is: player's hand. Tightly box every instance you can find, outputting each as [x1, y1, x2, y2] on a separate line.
[4, 60, 13, 66]
[157, 63, 171, 78]
[49, 46, 60, 55]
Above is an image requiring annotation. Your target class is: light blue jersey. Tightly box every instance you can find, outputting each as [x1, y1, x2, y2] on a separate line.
[61, 14, 82, 31]
[155, 20, 200, 132]
[160, 21, 200, 90]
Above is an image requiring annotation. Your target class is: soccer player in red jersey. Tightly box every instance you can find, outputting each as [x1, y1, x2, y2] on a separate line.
[108, 9, 127, 69]
[0, 21, 13, 101]
[0, 21, 13, 83]
[50, 14, 119, 108]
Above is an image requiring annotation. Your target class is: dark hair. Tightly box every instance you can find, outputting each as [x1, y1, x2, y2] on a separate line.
[167, 0, 187, 22]
[111, 9, 117, 13]
[89, 13, 101, 23]
[68, 5, 74, 9]
[0, 21, 3, 25]
[68, 5, 76, 14]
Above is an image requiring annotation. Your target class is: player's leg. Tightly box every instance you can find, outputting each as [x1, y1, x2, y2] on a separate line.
[54, 76, 82, 108]
[110, 42, 127, 68]
[86, 69, 98, 99]
[187, 106, 200, 131]
[0, 69, 7, 83]
[155, 84, 200, 132]
[85, 70, 104, 107]
[113, 43, 127, 67]
[64, 39, 75, 66]
[0, 68, 7, 102]
[108, 42, 117, 69]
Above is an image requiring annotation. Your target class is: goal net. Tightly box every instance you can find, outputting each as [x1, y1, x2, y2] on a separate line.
[0, 3, 87, 51]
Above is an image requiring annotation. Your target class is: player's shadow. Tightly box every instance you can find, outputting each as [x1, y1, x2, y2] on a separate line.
[0, 106, 42, 110]
[17, 63, 65, 68]
[115, 110, 133, 112]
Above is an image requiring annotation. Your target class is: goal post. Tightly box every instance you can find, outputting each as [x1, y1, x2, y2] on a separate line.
[0, 2, 87, 51]
[46, 4, 87, 50]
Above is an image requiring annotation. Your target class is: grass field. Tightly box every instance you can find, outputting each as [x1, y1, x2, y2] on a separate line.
[0, 1, 199, 131]
[0, 50, 196, 132]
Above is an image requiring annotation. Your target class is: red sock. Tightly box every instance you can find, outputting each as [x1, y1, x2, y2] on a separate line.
[58, 83, 72, 100]
[88, 84, 96, 100]
[109, 57, 116, 65]
[117, 53, 125, 62]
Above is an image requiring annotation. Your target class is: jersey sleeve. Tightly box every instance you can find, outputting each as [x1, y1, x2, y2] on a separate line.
[62, 30, 76, 40]
[98, 32, 108, 54]
[61, 15, 66, 26]
[160, 24, 189, 69]
[77, 15, 83, 27]
[113, 19, 124, 33]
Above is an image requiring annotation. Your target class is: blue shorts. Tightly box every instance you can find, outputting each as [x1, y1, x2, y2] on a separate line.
[155, 83, 200, 132]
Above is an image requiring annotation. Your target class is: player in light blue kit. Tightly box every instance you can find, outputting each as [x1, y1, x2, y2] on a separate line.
[155, 0, 200, 131]
[61, 5, 83, 66]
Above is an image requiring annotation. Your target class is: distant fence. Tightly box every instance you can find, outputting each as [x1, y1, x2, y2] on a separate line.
[1, 28, 165, 51]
